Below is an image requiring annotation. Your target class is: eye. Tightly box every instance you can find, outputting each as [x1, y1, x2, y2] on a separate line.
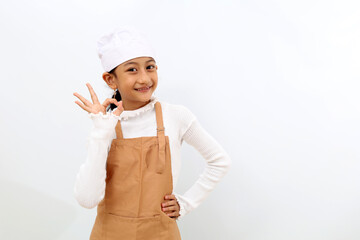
[147, 65, 156, 70]
[127, 68, 137, 72]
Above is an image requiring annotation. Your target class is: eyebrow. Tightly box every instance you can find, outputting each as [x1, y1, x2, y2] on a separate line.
[123, 59, 156, 66]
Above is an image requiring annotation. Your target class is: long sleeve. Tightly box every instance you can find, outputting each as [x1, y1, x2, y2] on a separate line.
[173, 118, 232, 221]
[73, 112, 118, 209]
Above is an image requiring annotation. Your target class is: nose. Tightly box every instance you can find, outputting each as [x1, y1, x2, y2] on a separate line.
[137, 68, 152, 84]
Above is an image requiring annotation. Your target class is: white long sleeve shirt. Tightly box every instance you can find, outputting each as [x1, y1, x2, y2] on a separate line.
[73, 95, 232, 221]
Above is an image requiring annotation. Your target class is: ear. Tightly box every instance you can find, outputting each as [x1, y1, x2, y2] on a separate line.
[102, 72, 117, 89]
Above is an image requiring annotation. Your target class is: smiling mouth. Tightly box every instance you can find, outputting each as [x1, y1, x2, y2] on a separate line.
[135, 86, 152, 91]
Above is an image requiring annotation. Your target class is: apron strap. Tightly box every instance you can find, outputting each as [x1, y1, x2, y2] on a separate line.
[115, 120, 124, 139]
[113, 101, 166, 174]
[155, 102, 166, 174]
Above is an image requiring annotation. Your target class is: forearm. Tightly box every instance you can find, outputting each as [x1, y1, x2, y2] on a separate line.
[175, 119, 232, 220]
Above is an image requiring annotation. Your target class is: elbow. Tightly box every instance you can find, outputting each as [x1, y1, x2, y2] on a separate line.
[208, 153, 232, 176]
[77, 199, 98, 209]
[82, 203, 98, 209]
[73, 187, 102, 209]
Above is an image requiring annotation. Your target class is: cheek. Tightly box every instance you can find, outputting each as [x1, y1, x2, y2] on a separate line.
[118, 83, 135, 94]
[152, 76, 158, 84]
[122, 80, 136, 89]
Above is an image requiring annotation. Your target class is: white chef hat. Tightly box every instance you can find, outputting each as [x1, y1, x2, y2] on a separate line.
[97, 25, 157, 72]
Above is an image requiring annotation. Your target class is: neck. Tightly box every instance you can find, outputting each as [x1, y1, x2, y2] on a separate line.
[122, 98, 152, 111]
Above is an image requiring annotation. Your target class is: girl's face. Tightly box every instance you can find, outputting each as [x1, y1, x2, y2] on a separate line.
[103, 56, 158, 110]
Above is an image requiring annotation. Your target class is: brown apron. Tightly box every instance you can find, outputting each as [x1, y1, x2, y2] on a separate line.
[90, 101, 182, 240]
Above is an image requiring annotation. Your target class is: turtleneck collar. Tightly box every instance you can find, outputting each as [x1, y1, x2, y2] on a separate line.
[117, 95, 159, 121]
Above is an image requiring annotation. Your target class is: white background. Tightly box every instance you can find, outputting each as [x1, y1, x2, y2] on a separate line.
[0, 0, 359, 239]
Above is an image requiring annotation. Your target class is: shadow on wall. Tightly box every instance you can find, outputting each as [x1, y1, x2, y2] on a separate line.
[0, 177, 77, 239]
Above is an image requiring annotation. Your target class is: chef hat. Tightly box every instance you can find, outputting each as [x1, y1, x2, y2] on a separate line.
[97, 25, 157, 72]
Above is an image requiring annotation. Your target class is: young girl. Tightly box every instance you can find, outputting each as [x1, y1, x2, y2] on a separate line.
[73, 26, 232, 239]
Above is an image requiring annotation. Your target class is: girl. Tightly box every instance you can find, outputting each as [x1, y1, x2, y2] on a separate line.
[73, 26, 232, 239]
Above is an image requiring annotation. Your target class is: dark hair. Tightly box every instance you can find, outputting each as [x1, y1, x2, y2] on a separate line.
[106, 66, 122, 112]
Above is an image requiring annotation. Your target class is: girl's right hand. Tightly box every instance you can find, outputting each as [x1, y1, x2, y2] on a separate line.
[73, 83, 124, 116]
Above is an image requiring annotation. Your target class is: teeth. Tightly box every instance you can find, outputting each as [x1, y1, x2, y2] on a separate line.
[137, 86, 150, 91]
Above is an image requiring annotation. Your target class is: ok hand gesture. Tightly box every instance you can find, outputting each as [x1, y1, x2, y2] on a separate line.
[73, 83, 124, 116]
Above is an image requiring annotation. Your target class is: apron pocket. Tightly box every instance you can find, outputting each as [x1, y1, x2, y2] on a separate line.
[159, 209, 177, 223]
[159, 211, 182, 239]
[105, 213, 161, 240]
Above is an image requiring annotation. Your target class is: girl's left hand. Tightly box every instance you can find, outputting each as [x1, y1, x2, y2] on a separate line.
[161, 194, 180, 219]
